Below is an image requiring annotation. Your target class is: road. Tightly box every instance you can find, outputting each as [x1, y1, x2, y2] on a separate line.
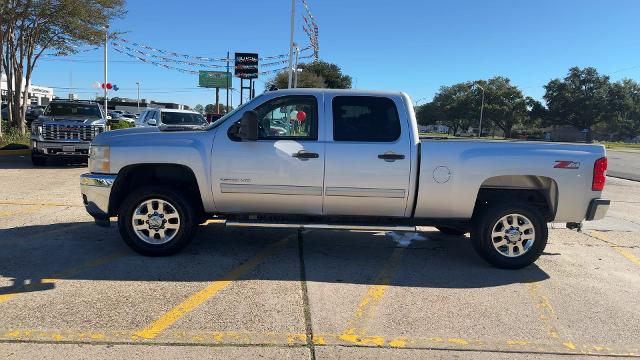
[0, 154, 639, 359]
[608, 150, 640, 182]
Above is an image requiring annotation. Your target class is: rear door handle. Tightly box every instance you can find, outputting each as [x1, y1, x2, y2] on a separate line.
[378, 153, 405, 161]
[292, 150, 319, 159]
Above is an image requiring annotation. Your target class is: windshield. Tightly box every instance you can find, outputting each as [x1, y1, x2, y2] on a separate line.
[205, 94, 262, 130]
[161, 111, 207, 126]
[44, 103, 102, 118]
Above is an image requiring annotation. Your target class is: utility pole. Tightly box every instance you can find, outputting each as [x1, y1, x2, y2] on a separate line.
[136, 82, 140, 113]
[478, 85, 485, 137]
[471, 83, 485, 137]
[293, 45, 300, 88]
[103, 25, 109, 115]
[215, 87, 220, 114]
[226, 51, 230, 111]
[287, 0, 295, 88]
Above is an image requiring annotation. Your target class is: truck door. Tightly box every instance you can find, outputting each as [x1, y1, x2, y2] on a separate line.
[211, 94, 325, 215]
[323, 95, 412, 217]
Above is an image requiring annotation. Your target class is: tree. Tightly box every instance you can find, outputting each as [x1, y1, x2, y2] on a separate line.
[204, 103, 232, 114]
[544, 67, 613, 143]
[193, 104, 204, 114]
[415, 101, 445, 127]
[480, 77, 528, 138]
[265, 70, 326, 90]
[0, 0, 126, 134]
[429, 82, 477, 135]
[607, 79, 640, 140]
[265, 60, 351, 91]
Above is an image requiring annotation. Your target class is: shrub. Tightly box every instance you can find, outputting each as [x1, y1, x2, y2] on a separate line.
[110, 120, 134, 130]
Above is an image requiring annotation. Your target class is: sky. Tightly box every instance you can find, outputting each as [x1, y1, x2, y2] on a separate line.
[32, 0, 640, 109]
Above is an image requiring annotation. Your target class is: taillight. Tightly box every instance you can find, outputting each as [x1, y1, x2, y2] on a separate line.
[592, 157, 607, 191]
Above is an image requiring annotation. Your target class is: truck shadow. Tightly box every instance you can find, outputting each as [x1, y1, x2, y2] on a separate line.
[0, 221, 550, 298]
[0, 154, 87, 170]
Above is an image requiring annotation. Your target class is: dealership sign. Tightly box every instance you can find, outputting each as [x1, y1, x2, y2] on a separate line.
[199, 71, 231, 88]
[234, 52, 259, 79]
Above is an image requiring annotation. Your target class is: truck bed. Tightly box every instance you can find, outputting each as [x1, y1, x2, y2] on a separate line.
[413, 139, 606, 222]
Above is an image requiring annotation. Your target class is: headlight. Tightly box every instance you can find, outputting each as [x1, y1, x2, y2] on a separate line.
[89, 145, 110, 173]
[31, 122, 42, 135]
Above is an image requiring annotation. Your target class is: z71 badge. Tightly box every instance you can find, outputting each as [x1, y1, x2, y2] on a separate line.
[554, 160, 580, 169]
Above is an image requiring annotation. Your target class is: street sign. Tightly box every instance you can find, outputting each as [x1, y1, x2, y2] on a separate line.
[199, 71, 231, 88]
[234, 52, 259, 79]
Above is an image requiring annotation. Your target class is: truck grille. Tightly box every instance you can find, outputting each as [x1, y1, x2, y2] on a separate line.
[42, 124, 103, 141]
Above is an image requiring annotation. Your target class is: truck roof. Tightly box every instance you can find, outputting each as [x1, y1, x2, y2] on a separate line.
[267, 88, 406, 98]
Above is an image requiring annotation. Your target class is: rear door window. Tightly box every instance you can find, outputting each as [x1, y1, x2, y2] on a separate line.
[332, 96, 401, 142]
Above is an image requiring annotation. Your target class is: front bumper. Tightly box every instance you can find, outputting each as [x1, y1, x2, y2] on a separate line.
[586, 198, 610, 221]
[80, 173, 116, 221]
[32, 139, 90, 156]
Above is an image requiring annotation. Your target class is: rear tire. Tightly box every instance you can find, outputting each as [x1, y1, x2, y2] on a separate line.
[118, 186, 198, 256]
[31, 153, 47, 166]
[471, 203, 547, 269]
[436, 226, 467, 236]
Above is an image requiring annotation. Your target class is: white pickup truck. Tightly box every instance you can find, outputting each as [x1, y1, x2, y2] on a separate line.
[80, 89, 609, 268]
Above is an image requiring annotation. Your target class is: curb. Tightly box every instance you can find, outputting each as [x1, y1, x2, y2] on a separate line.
[0, 149, 31, 156]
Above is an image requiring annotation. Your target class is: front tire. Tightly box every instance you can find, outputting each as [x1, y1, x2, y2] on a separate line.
[31, 153, 47, 166]
[471, 203, 547, 269]
[118, 186, 198, 256]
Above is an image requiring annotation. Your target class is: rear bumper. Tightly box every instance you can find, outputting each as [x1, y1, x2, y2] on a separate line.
[585, 198, 610, 221]
[32, 140, 90, 156]
[80, 173, 116, 220]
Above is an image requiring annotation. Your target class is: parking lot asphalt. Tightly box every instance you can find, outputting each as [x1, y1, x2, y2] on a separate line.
[0, 154, 639, 359]
[608, 150, 640, 182]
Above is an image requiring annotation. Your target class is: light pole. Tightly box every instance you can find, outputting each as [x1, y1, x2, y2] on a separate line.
[472, 83, 485, 137]
[293, 45, 300, 88]
[287, 0, 295, 88]
[103, 25, 109, 115]
[136, 82, 140, 113]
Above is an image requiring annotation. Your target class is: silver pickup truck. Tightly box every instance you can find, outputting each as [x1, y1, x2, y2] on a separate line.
[80, 89, 609, 268]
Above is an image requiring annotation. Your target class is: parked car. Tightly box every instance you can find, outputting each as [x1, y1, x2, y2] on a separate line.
[25, 105, 46, 128]
[31, 100, 107, 165]
[0, 102, 7, 119]
[80, 89, 609, 269]
[136, 108, 207, 128]
[118, 113, 137, 124]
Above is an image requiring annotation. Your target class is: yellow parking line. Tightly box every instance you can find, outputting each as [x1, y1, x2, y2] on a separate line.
[339, 247, 406, 345]
[591, 230, 640, 267]
[134, 236, 293, 340]
[2, 329, 638, 356]
[0, 205, 43, 218]
[524, 281, 580, 352]
[0, 201, 81, 208]
[0, 252, 125, 303]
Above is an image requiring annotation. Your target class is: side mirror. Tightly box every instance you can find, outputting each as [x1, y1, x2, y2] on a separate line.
[147, 118, 157, 126]
[238, 111, 258, 141]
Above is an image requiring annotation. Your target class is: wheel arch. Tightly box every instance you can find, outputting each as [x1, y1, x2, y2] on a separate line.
[109, 163, 204, 217]
[472, 175, 558, 222]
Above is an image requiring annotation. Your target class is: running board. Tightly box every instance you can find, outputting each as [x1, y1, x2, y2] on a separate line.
[224, 221, 416, 232]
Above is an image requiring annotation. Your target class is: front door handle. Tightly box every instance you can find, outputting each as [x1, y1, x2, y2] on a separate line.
[292, 150, 319, 159]
[378, 153, 405, 161]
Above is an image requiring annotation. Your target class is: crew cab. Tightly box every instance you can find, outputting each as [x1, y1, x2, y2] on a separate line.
[80, 89, 609, 268]
[31, 100, 107, 165]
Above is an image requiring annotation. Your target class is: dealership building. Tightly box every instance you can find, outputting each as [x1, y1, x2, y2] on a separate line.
[1, 73, 54, 106]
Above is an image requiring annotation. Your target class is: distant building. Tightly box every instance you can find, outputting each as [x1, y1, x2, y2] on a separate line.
[96, 97, 190, 114]
[422, 124, 449, 134]
[1, 73, 54, 105]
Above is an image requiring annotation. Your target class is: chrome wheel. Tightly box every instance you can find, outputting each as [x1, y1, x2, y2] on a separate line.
[131, 198, 181, 245]
[491, 213, 535, 258]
